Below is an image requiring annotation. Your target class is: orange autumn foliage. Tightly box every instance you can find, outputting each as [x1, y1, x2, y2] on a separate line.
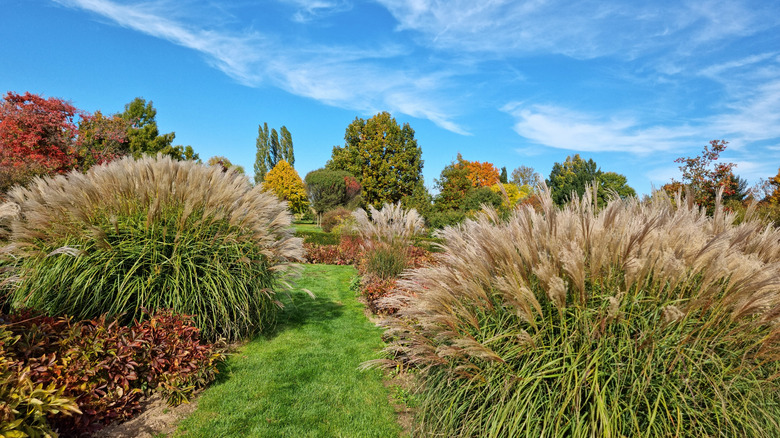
[463, 158, 500, 187]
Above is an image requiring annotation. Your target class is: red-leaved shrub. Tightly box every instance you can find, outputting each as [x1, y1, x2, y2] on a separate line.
[2, 309, 225, 436]
[303, 235, 365, 265]
[360, 276, 399, 314]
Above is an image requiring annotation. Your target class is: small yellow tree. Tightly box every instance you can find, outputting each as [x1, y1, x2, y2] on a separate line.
[489, 182, 531, 208]
[263, 160, 309, 214]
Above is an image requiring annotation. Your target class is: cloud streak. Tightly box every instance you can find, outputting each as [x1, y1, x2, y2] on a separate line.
[502, 103, 702, 154]
[375, 0, 772, 60]
[54, 0, 467, 133]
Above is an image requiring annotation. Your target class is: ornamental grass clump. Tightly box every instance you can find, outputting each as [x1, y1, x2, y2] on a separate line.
[0, 155, 302, 341]
[373, 187, 780, 437]
[353, 203, 425, 281]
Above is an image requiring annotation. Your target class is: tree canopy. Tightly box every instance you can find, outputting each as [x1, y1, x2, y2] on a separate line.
[547, 154, 635, 206]
[1, 92, 127, 194]
[304, 168, 360, 215]
[119, 98, 198, 161]
[662, 140, 741, 212]
[255, 123, 294, 183]
[511, 165, 541, 189]
[263, 160, 308, 214]
[327, 112, 423, 207]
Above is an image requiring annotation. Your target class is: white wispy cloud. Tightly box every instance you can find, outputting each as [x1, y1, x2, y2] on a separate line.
[711, 80, 780, 144]
[502, 102, 701, 154]
[277, 0, 352, 23]
[54, 0, 266, 85]
[374, 0, 771, 60]
[53, 0, 466, 133]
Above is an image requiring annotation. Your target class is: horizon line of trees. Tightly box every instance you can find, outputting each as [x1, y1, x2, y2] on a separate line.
[5, 90, 780, 227]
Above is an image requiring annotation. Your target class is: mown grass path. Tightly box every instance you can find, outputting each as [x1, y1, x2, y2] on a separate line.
[175, 264, 401, 438]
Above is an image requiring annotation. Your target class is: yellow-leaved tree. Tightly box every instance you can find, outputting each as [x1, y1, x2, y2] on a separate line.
[489, 183, 531, 209]
[263, 160, 309, 214]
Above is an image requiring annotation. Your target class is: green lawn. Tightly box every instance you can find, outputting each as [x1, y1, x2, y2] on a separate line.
[293, 223, 322, 233]
[175, 264, 401, 438]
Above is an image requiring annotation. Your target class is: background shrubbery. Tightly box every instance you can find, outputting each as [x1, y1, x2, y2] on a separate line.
[0, 155, 302, 341]
[375, 189, 780, 437]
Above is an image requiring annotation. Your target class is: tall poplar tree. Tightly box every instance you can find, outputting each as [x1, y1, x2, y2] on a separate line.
[254, 122, 294, 184]
[281, 126, 294, 168]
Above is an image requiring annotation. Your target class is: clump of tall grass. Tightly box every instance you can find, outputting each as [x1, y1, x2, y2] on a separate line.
[0, 155, 303, 341]
[353, 203, 425, 280]
[352, 202, 425, 245]
[372, 186, 780, 437]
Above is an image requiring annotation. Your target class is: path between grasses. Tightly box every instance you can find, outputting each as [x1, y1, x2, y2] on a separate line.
[174, 264, 402, 438]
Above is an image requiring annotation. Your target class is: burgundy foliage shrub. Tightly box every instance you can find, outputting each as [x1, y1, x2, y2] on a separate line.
[1, 309, 225, 436]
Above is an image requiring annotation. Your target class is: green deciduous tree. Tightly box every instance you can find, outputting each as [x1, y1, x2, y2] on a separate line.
[547, 155, 634, 206]
[434, 155, 472, 211]
[254, 123, 295, 184]
[598, 171, 636, 204]
[547, 155, 601, 205]
[304, 168, 360, 215]
[327, 112, 423, 208]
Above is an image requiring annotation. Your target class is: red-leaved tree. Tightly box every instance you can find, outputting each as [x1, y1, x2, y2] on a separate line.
[0, 92, 81, 180]
[0, 92, 129, 196]
[663, 140, 737, 212]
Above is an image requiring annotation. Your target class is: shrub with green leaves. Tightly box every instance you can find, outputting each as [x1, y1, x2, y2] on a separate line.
[374, 188, 780, 437]
[0, 155, 303, 340]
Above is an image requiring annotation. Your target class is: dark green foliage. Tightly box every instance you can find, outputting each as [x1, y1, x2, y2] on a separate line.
[327, 112, 423, 207]
[461, 186, 502, 212]
[400, 182, 433, 219]
[1, 309, 224, 436]
[321, 207, 352, 232]
[499, 166, 508, 183]
[434, 157, 472, 211]
[546, 154, 601, 205]
[547, 154, 635, 206]
[255, 123, 295, 183]
[598, 171, 637, 204]
[120, 97, 198, 161]
[425, 210, 466, 229]
[1, 155, 302, 341]
[304, 168, 357, 215]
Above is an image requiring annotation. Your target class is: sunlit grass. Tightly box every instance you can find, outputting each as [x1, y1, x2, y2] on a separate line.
[175, 264, 401, 438]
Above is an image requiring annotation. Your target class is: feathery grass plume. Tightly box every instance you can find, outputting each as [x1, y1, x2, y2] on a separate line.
[353, 203, 425, 280]
[370, 186, 780, 437]
[352, 202, 425, 245]
[0, 155, 302, 341]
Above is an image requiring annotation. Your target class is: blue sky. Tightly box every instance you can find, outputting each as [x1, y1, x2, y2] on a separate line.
[3, 0, 780, 195]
